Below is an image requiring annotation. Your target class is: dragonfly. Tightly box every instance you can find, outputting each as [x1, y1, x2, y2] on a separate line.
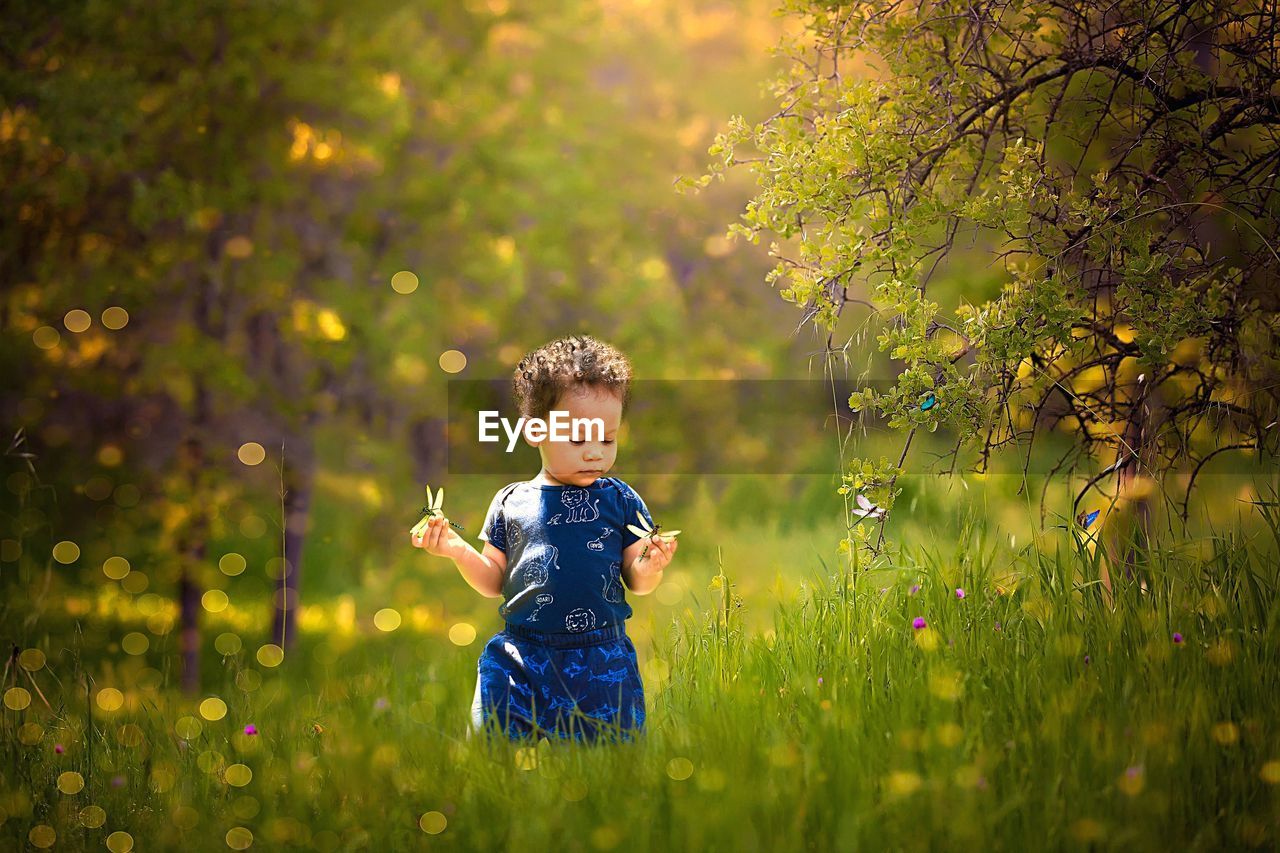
[411, 485, 465, 536]
[625, 511, 681, 561]
[849, 493, 887, 524]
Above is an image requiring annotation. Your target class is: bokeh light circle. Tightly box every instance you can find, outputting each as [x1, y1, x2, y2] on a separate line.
[58, 771, 85, 794]
[391, 270, 420, 294]
[106, 830, 134, 852]
[224, 763, 253, 787]
[448, 622, 477, 646]
[374, 608, 402, 632]
[419, 811, 447, 834]
[79, 805, 107, 828]
[63, 308, 91, 332]
[28, 824, 56, 848]
[666, 757, 694, 780]
[202, 589, 230, 613]
[52, 540, 80, 564]
[219, 552, 247, 576]
[33, 326, 60, 349]
[199, 697, 228, 721]
[237, 442, 266, 466]
[122, 632, 149, 656]
[122, 572, 150, 594]
[226, 826, 254, 849]
[176, 716, 203, 739]
[96, 687, 124, 712]
[101, 306, 129, 330]
[256, 644, 284, 667]
[19, 648, 46, 671]
[438, 349, 467, 373]
[215, 633, 243, 655]
[103, 556, 131, 580]
[4, 686, 31, 711]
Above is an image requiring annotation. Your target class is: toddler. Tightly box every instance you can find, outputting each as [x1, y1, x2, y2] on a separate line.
[409, 335, 677, 743]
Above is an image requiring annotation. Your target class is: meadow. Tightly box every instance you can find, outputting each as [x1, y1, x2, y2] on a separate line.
[4, 481, 1279, 851]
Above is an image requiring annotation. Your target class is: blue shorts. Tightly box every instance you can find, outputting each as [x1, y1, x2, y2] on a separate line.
[468, 621, 646, 743]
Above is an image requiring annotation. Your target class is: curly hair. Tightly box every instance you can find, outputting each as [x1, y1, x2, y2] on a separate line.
[512, 335, 633, 420]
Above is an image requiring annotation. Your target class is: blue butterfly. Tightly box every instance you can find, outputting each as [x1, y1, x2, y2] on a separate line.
[920, 392, 937, 411]
[1076, 509, 1100, 529]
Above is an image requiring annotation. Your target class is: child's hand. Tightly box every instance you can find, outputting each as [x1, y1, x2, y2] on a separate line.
[410, 515, 463, 559]
[633, 535, 677, 576]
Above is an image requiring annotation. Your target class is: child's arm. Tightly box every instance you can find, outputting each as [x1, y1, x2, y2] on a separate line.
[410, 515, 507, 598]
[621, 535, 676, 596]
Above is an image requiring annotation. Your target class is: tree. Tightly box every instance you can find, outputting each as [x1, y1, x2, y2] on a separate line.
[688, 0, 1280, 566]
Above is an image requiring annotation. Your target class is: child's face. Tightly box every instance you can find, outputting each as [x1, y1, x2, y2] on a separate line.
[528, 384, 623, 487]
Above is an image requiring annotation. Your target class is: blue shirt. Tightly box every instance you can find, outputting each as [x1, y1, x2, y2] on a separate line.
[479, 476, 655, 633]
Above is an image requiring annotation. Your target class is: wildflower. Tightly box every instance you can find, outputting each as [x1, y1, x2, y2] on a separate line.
[54, 744, 65, 754]
[909, 584, 920, 595]
[374, 697, 390, 711]
[912, 617, 927, 630]
[955, 588, 965, 599]
[312, 723, 325, 735]
[111, 775, 125, 788]
[1172, 632, 1184, 644]
[1084, 655, 1091, 665]
[817, 677, 823, 685]
[243, 723, 258, 736]
[994, 622, 1001, 632]
[1119, 764, 1145, 796]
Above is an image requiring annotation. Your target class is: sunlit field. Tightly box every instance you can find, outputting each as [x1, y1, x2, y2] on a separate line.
[4, 0, 1280, 849]
[5, 480, 1280, 851]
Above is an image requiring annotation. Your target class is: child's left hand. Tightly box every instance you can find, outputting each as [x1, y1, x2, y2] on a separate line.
[633, 535, 677, 576]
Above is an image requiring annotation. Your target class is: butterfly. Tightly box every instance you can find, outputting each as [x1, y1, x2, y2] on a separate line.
[410, 485, 464, 536]
[919, 392, 937, 411]
[625, 511, 681, 561]
[850, 493, 887, 524]
[1076, 509, 1100, 530]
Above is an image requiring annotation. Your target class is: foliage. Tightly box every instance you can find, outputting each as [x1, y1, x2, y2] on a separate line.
[685, 0, 1280, 560]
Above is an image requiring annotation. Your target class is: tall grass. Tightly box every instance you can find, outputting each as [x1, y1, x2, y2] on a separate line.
[3, 510, 1279, 850]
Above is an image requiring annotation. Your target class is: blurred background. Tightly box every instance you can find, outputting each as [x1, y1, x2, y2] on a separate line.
[2, 0, 1274, 698]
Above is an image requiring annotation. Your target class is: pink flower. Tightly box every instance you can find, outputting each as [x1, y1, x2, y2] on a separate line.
[111, 775, 125, 788]
[243, 723, 258, 736]
[909, 584, 920, 595]
[1172, 632, 1184, 644]
[955, 588, 965, 599]
[912, 617, 927, 630]
[54, 744, 65, 754]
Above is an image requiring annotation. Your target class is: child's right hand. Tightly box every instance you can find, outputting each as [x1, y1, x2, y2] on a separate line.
[410, 515, 461, 559]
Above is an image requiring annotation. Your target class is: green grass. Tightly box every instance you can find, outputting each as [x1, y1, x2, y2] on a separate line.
[3, 514, 1280, 850]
